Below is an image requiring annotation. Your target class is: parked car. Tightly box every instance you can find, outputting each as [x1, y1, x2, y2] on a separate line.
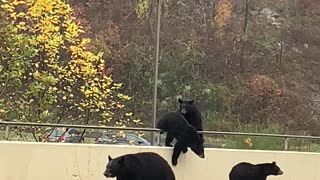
[95, 133, 151, 146]
[43, 128, 84, 143]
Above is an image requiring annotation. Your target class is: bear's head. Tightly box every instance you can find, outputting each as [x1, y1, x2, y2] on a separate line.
[103, 155, 125, 178]
[263, 161, 283, 176]
[187, 126, 205, 158]
[178, 98, 196, 114]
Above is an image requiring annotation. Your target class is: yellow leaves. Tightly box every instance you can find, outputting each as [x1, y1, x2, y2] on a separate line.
[102, 112, 111, 119]
[116, 104, 125, 109]
[215, 0, 232, 30]
[39, 110, 50, 120]
[80, 38, 91, 47]
[97, 101, 106, 109]
[48, 86, 58, 93]
[9, 11, 17, 19]
[115, 122, 127, 128]
[28, 0, 61, 17]
[65, 19, 83, 40]
[136, 0, 150, 19]
[92, 86, 99, 93]
[117, 93, 132, 101]
[0, 0, 139, 129]
[16, 12, 26, 18]
[83, 89, 93, 96]
[67, 22, 79, 36]
[1, 3, 15, 13]
[16, 21, 26, 31]
[12, 0, 25, 6]
[133, 118, 143, 125]
[41, 1, 54, 12]
[114, 83, 122, 88]
[0, 108, 7, 114]
[28, 1, 44, 17]
[133, 119, 141, 123]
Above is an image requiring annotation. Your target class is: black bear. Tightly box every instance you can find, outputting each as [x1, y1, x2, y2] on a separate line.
[229, 161, 283, 180]
[103, 152, 175, 180]
[157, 112, 205, 166]
[178, 98, 204, 142]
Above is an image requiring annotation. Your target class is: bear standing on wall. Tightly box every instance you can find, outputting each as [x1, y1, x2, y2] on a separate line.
[103, 152, 175, 180]
[157, 112, 205, 166]
[178, 98, 204, 142]
[229, 161, 283, 180]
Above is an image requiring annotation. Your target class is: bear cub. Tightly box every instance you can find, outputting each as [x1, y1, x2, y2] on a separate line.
[104, 152, 175, 180]
[178, 98, 204, 142]
[229, 161, 283, 180]
[157, 112, 205, 166]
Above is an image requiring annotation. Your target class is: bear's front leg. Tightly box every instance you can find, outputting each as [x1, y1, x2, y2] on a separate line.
[182, 147, 188, 153]
[172, 141, 184, 166]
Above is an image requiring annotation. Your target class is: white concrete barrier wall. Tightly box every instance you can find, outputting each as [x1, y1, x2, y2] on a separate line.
[0, 141, 319, 180]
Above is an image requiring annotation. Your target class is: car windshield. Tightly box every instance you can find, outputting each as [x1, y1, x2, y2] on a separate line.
[50, 129, 65, 136]
[48, 128, 72, 137]
[97, 133, 149, 144]
[126, 134, 139, 142]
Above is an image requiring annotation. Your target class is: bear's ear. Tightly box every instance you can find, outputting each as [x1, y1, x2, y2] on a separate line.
[178, 98, 183, 103]
[108, 155, 112, 161]
[272, 161, 276, 165]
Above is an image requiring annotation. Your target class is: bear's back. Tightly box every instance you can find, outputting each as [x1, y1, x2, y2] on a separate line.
[124, 152, 175, 180]
[229, 162, 261, 180]
[157, 112, 189, 134]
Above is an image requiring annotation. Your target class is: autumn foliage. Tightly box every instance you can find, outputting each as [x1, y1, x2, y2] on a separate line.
[249, 75, 283, 97]
[215, 0, 232, 30]
[0, 0, 141, 139]
[1, 0, 320, 139]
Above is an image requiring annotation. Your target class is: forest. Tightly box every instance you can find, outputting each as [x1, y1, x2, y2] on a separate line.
[0, 0, 320, 150]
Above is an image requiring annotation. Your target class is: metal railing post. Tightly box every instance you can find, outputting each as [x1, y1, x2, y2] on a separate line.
[156, 131, 161, 146]
[4, 125, 9, 141]
[284, 137, 289, 150]
[151, 0, 162, 146]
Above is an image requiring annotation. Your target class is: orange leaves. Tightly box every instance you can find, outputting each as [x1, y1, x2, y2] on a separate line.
[215, 0, 232, 30]
[244, 137, 253, 147]
[249, 75, 283, 97]
[233, 74, 287, 125]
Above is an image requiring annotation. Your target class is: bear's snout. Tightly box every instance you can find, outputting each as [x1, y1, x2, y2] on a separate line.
[103, 170, 112, 178]
[180, 108, 187, 114]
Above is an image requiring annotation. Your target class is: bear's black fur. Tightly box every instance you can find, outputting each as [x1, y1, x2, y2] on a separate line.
[103, 152, 175, 180]
[229, 161, 283, 180]
[157, 112, 205, 166]
[178, 98, 204, 142]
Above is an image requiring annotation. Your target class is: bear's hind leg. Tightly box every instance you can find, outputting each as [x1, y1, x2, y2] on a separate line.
[165, 133, 174, 147]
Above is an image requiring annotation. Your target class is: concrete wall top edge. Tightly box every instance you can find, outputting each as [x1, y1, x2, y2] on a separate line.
[1, 141, 320, 156]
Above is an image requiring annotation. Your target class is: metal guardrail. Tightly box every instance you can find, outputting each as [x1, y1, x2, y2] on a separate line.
[0, 121, 163, 145]
[0, 121, 160, 132]
[1, 121, 320, 150]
